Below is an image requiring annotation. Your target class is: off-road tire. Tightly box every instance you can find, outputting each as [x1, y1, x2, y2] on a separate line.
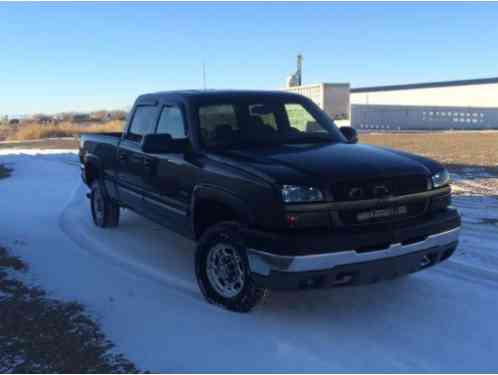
[195, 221, 266, 313]
[90, 180, 120, 228]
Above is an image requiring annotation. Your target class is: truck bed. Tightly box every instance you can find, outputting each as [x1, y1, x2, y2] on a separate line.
[79, 132, 122, 160]
[81, 132, 122, 141]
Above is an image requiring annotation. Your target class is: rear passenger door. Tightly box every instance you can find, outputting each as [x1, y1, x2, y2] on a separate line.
[143, 104, 195, 234]
[116, 105, 158, 210]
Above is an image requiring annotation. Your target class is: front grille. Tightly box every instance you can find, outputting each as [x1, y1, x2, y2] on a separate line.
[332, 175, 429, 201]
[338, 200, 428, 226]
[331, 175, 430, 226]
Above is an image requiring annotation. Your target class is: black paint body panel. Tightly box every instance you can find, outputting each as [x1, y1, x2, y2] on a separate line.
[79, 90, 459, 256]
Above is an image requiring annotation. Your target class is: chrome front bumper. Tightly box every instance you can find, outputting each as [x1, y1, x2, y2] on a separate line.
[247, 227, 461, 276]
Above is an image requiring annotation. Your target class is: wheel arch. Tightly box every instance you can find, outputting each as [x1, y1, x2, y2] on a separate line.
[191, 184, 254, 239]
[83, 153, 104, 186]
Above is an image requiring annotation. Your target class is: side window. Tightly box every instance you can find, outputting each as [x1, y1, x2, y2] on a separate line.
[285, 103, 325, 133]
[249, 104, 278, 130]
[156, 106, 187, 139]
[199, 104, 239, 146]
[127, 106, 157, 142]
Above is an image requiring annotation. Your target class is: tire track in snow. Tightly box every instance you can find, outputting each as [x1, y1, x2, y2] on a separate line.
[58, 181, 203, 304]
[53, 151, 498, 306]
[4, 150, 498, 371]
[448, 195, 498, 283]
[437, 260, 498, 289]
[58, 182, 498, 306]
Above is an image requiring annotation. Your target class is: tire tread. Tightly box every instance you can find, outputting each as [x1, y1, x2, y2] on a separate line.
[195, 221, 266, 313]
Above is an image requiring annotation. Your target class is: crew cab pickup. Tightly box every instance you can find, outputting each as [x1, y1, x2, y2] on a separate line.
[79, 90, 461, 312]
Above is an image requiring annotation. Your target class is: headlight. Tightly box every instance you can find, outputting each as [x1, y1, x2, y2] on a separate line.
[281, 185, 325, 203]
[432, 169, 450, 189]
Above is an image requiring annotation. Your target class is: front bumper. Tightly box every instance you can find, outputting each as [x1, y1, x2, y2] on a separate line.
[246, 209, 461, 290]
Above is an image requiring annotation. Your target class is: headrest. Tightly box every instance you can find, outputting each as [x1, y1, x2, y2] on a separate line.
[250, 116, 265, 128]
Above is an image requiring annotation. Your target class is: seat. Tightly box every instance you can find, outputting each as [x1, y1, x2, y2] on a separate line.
[248, 117, 276, 139]
[214, 124, 236, 145]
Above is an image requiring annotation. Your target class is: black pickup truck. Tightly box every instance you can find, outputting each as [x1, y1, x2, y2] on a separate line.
[79, 90, 461, 312]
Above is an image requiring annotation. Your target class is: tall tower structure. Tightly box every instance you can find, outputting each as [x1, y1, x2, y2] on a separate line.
[287, 54, 303, 88]
[296, 53, 303, 86]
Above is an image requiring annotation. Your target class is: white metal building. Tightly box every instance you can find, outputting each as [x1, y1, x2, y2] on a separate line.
[285, 83, 350, 120]
[350, 77, 498, 130]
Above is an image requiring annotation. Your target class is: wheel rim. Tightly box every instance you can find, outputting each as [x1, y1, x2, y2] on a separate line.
[93, 188, 104, 224]
[206, 243, 245, 298]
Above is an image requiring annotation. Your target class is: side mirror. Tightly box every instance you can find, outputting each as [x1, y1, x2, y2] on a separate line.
[340, 126, 358, 144]
[141, 134, 188, 153]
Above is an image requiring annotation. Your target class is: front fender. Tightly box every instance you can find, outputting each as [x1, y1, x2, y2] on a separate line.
[191, 184, 255, 236]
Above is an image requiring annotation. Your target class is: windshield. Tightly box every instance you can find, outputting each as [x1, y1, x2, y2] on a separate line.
[197, 99, 343, 149]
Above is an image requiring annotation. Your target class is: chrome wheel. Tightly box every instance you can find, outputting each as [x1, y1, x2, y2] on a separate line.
[206, 243, 245, 298]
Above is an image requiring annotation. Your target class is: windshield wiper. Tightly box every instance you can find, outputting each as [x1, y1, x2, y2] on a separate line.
[284, 134, 336, 144]
[210, 140, 280, 150]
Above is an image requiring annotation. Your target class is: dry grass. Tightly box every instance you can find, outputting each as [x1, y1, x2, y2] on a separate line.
[0, 138, 79, 150]
[0, 247, 141, 373]
[360, 132, 498, 174]
[2, 125, 497, 175]
[6, 121, 123, 141]
[0, 127, 15, 142]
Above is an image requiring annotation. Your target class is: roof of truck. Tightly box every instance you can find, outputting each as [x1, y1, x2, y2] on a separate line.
[136, 89, 305, 105]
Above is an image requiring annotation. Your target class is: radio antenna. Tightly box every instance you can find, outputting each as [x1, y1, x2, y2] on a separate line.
[202, 61, 207, 90]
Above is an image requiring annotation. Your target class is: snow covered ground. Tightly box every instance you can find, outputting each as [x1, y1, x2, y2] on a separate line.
[1, 149, 498, 372]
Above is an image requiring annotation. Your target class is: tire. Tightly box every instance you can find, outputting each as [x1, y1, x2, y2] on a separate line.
[195, 221, 266, 313]
[90, 180, 120, 228]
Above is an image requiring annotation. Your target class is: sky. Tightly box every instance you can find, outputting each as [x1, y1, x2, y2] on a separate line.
[1, 2, 498, 116]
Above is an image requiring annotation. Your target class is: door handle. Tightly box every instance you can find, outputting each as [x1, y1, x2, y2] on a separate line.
[118, 152, 127, 161]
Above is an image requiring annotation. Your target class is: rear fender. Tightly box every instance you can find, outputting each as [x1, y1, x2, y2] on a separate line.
[83, 153, 103, 185]
[83, 153, 117, 199]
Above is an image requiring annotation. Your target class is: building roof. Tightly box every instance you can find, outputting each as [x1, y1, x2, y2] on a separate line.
[351, 77, 498, 93]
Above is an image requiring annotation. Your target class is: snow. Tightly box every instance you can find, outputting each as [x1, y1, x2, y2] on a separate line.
[0, 148, 78, 155]
[1, 149, 498, 371]
[0, 137, 76, 145]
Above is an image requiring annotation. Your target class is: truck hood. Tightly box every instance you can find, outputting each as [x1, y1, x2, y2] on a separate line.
[217, 143, 443, 185]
